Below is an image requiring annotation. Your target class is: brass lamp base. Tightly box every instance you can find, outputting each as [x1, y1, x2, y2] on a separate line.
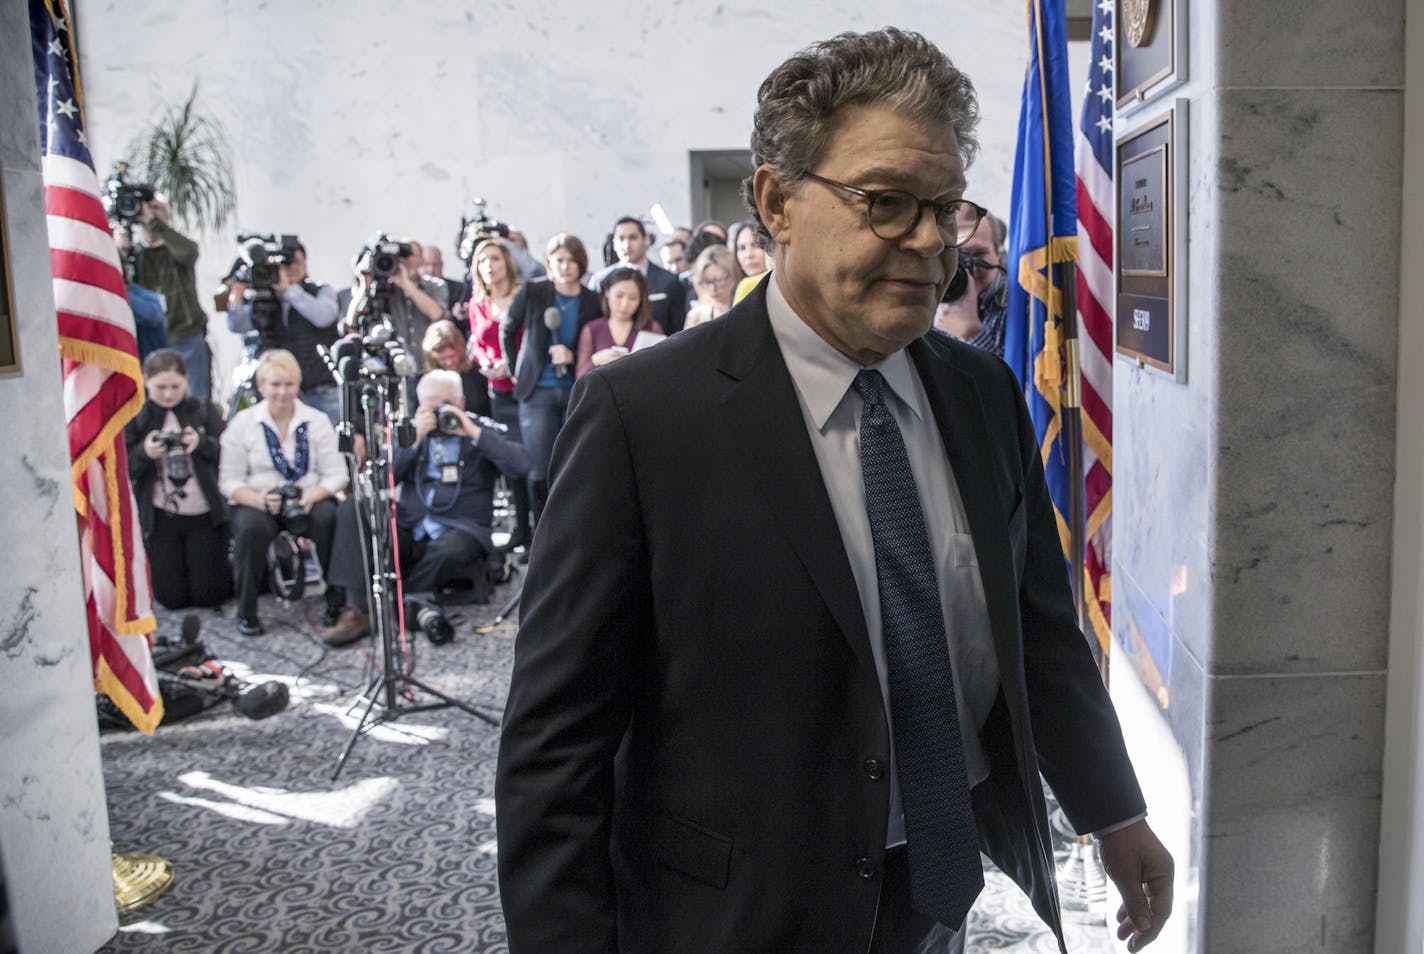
[112, 850, 175, 917]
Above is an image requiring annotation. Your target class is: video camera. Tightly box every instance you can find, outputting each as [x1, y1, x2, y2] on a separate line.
[101, 162, 156, 226]
[353, 233, 412, 282]
[227, 233, 301, 291]
[941, 251, 1003, 304]
[457, 197, 512, 267]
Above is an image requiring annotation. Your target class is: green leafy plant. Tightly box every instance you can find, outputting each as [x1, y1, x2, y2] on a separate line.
[126, 84, 236, 234]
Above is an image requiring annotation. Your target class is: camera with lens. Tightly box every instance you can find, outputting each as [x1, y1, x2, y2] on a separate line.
[457, 198, 512, 267]
[274, 483, 309, 537]
[436, 403, 468, 436]
[941, 250, 998, 304]
[230, 233, 301, 291]
[155, 431, 192, 486]
[404, 594, 454, 645]
[101, 163, 156, 226]
[352, 233, 412, 281]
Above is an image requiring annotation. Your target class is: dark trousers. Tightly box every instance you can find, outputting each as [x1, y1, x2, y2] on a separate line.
[147, 511, 231, 609]
[327, 496, 488, 610]
[491, 389, 532, 546]
[229, 498, 339, 619]
[869, 846, 967, 954]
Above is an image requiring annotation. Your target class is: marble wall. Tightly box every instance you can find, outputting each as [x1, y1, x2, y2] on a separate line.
[0, 2, 121, 952]
[1111, 0, 1405, 951]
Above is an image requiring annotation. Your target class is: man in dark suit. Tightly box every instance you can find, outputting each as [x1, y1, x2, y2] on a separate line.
[496, 28, 1172, 954]
[587, 216, 688, 334]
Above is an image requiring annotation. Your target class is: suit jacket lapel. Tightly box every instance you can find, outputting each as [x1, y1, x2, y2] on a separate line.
[716, 287, 876, 674]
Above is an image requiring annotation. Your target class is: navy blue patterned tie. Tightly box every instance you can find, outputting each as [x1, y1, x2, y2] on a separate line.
[854, 369, 983, 929]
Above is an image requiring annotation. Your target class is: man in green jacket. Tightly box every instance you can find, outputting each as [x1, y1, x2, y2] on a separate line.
[121, 197, 212, 398]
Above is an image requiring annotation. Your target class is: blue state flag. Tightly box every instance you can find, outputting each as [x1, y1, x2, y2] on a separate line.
[1004, 0, 1080, 553]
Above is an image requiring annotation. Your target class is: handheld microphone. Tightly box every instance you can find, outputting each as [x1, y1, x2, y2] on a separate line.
[543, 306, 568, 377]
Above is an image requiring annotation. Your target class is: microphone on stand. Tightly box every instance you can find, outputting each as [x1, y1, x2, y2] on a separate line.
[544, 306, 568, 377]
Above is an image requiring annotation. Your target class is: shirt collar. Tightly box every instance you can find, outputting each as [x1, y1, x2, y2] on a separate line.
[765, 274, 924, 430]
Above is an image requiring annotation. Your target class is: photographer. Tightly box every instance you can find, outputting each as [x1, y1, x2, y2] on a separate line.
[123, 349, 231, 609]
[933, 205, 1008, 356]
[219, 349, 348, 636]
[225, 240, 342, 424]
[115, 197, 213, 398]
[345, 237, 448, 369]
[321, 369, 531, 646]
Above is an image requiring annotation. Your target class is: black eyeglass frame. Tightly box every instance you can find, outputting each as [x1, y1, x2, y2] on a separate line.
[802, 171, 988, 247]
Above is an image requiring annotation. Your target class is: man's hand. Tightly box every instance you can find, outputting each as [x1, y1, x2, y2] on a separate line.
[457, 410, 482, 442]
[275, 264, 294, 294]
[412, 405, 438, 443]
[113, 226, 132, 252]
[1098, 821, 1174, 951]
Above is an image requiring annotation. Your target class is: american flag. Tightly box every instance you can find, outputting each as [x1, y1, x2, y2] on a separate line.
[1075, 0, 1115, 654]
[31, 0, 163, 733]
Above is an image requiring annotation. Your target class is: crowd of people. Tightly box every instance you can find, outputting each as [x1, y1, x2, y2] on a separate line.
[117, 190, 1007, 646]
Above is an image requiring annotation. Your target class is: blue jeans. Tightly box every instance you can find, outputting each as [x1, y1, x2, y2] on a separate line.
[168, 330, 211, 400]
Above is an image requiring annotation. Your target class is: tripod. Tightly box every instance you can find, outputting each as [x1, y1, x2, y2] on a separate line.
[325, 320, 501, 780]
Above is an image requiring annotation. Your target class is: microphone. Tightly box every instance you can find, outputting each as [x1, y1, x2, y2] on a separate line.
[235, 680, 289, 720]
[543, 306, 568, 377]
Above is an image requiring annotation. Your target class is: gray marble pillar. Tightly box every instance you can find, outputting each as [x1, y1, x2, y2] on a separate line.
[0, 2, 121, 951]
[1113, 1, 1404, 952]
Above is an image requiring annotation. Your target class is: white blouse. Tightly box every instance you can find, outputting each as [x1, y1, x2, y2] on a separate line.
[219, 400, 348, 500]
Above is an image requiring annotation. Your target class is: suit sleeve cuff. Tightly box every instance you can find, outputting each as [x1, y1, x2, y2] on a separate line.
[1092, 812, 1148, 838]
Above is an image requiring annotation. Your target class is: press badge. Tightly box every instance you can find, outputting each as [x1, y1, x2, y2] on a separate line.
[440, 463, 460, 484]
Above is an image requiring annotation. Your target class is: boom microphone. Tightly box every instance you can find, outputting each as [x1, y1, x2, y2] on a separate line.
[543, 307, 568, 377]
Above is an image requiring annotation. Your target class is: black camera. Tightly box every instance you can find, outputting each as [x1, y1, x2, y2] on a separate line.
[436, 403, 467, 436]
[457, 198, 512, 266]
[231, 233, 300, 291]
[404, 594, 453, 645]
[155, 431, 191, 486]
[353, 233, 412, 281]
[941, 251, 1000, 304]
[274, 483, 309, 537]
[101, 163, 156, 225]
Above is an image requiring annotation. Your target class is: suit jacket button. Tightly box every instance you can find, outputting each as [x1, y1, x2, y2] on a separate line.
[856, 857, 878, 880]
[863, 758, 884, 780]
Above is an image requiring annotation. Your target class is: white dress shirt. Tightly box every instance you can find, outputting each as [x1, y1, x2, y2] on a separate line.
[765, 275, 1000, 848]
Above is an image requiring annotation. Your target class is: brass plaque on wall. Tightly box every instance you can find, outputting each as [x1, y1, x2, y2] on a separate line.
[1116, 0, 1177, 106]
[0, 182, 19, 374]
[1116, 111, 1174, 373]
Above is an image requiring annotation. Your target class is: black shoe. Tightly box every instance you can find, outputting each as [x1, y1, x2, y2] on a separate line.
[516, 547, 530, 566]
[321, 602, 343, 628]
[236, 615, 264, 637]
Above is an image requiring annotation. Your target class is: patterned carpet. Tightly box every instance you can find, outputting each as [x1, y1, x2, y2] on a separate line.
[98, 575, 1113, 953]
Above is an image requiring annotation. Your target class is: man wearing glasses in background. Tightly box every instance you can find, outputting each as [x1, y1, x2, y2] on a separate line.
[933, 205, 1010, 357]
[497, 27, 1172, 954]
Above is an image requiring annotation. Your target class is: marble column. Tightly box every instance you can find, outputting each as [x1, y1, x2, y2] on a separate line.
[1112, 1, 1404, 951]
[0, 3, 121, 952]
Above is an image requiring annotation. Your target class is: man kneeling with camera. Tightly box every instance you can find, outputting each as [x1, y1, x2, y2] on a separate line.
[322, 369, 532, 647]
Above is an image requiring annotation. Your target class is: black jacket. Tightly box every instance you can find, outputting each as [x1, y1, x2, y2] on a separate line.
[495, 280, 1144, 953]
[500, 279, 602, 402]
[391, 426, 530, 553]
[124, 397, 228, 535]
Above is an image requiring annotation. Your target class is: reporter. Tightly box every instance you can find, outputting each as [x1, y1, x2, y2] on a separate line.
[123, 349, 231, 609]
[499, 233, 601, 525]
[219, 349, 348, 636]
[575, 267, 663, 377]
[683, 244, 740, 329]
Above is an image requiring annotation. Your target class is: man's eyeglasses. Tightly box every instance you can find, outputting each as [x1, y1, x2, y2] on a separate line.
[802, 172, 987, 247]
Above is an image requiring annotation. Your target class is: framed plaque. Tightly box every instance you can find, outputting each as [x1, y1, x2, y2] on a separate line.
[0, 181, 19, 374]
[1115, 0, 1187, 111]
[1116, 104, 1186, 380]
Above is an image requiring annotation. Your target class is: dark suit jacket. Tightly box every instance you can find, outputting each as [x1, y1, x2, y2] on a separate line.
[501, 278, 603, 401]
[589, 260, 689, 335]
[390, 426, 530, 553]
[495, 280, 1145, 954]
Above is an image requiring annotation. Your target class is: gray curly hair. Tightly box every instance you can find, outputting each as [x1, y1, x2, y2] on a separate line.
[741, 28, 981, 247]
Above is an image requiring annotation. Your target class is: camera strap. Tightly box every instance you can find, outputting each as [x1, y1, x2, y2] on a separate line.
[261, 421, 310, 482]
